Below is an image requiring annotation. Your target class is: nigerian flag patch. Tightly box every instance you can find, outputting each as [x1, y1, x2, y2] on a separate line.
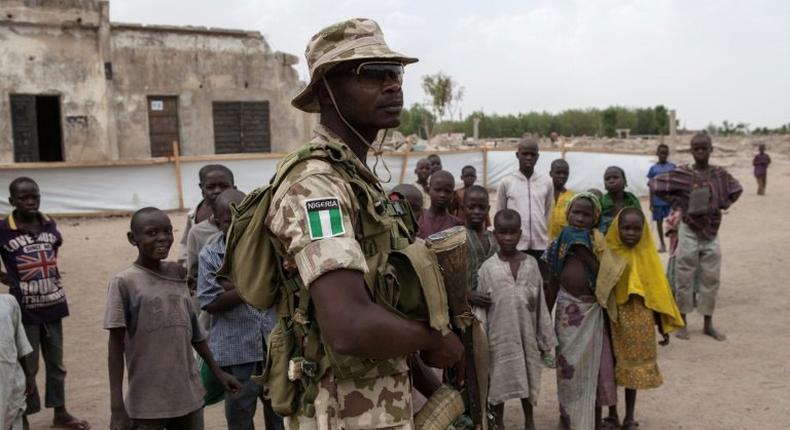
[306, 198, 345, 240]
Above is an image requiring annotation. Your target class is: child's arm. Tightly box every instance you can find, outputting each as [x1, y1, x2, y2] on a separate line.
[19, 352, 34, 396]
[108, 328, 131, 430]
[204, 289, 244, 314]
[193, 340, 242, 393]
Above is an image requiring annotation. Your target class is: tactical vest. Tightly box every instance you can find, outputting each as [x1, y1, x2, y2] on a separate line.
[221, 136, 450, 418]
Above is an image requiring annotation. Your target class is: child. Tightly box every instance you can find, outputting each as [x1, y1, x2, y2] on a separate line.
[463, 185, 498, 308]
[105, 207, 240, 430]
[0, 293, 34, 430]
[412, 158, 432, 210]
[548, 159, 575, 241]
[428, 153, 443, 174]
[197, 189, 283, 430]
[753, 144, 771, 195]
[178, 164, 235, 267]
[417, 170, 463, 239]
[0, 177, 89, 430]
[449, 165, 477, 221]
[646, 144, 676, 252]
[543, 193, 621, 430]
[599, 166, 642, 234]
[477, 209, 556, 430]
[604, 208, 684, 429]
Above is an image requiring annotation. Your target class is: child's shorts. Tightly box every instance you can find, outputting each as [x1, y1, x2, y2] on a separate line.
[652, 204, 671, 221]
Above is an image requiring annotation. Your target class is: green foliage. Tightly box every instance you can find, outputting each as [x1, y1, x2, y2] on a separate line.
[421, 73, 464, 125]
[398, 104, 435, 139]
[400, 105, 679, 139]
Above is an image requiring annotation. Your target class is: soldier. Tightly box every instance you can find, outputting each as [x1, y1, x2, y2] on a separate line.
[266, 18, 463, 429]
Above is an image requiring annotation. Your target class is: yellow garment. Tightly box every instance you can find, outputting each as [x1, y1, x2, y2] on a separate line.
[605, 211, 685, 333]
[548, 190, 575, 240]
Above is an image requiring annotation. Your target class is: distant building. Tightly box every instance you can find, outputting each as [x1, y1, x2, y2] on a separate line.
[0, 0, 314, 163]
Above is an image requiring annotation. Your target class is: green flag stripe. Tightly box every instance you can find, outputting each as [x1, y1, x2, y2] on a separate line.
[329, 207, 343, 235]
[308, 210, 323, 238]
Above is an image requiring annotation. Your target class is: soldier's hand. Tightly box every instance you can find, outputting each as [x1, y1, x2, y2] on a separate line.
[421, 332, 464, 369]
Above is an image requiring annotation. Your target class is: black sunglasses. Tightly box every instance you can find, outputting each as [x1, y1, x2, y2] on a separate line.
[331, 61, 404, 85]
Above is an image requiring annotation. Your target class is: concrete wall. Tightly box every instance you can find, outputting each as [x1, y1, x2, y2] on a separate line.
[0, 0, 315, 163]
[109, 26, 314, 157]
[0, 0, 114, 162]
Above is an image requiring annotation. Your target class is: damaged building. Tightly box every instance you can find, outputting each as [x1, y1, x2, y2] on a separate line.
[0, 0, 314, 163]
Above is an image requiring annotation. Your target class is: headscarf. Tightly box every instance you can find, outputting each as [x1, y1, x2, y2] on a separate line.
[566, 191, 602, 225]
[599, 191, 642, 234]
[605, 209, 685, 333]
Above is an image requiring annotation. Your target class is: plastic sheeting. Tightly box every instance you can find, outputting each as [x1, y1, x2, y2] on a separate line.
[0, 150, 656, 215]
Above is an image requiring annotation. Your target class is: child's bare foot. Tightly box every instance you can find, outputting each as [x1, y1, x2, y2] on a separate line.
[675, 327, 690, 340]
[703, 326, 727, 341]
[658, 245, 666, 253]
[621, 419, 639, 429]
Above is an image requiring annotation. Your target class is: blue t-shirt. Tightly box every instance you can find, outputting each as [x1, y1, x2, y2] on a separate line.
[647, 162, 676, 207]
[0, 212, 69, 324]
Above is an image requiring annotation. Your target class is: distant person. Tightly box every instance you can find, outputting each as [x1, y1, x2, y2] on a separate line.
[413, 158, 432, 209]
[197, 190, 283, 430]
[587, 188, 604, 201]
[390, 183, 424, 219]
[753, 144, 771, 195]
[547, 159, 575, 241]
[105, 207, 240, 430]
[427, 153, 443, 174]
[599, 166, 642, 234]
[650, 133, 742, 341]
[462, 185, 498, 305]
[0, 293, 34, 430]
[450, 165, 490, 227]
[417, 170, 463, 239]
[543, 193, 619, 430]
[477, 209, 556, 430]
[495, 138, 554, 260]
[0, 177, 90, 430]
[178, 164, 236, 268]
[603, 208, 684, 430]
[647, 144, 676, 252]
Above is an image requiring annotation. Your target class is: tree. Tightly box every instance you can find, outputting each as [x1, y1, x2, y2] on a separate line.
[421, 73, 465, 133]
[602, 107, 618, 137]
[398, 104, 435, 138]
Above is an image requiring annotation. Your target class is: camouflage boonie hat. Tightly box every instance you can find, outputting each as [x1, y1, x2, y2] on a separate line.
[292, 18, 418, 113]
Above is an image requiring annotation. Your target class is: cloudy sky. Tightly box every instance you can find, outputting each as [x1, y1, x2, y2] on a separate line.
[111, 0, 790, 129]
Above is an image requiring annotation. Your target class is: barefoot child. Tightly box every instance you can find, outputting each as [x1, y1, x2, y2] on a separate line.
[604, 208, 684, 429]
[647, 144, 676, 252]
[599, 167, 642, 235]
[548, 159, 575, 241]
[0, 293, 34, 430]
[105, 207, 240, 430]
[543, 193, 623, 430]
[478, 209, 557, 430]
[0, 177, 89, 430]
[417, 170, 463, 239]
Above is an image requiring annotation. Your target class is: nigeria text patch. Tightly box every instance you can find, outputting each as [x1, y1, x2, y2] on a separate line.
[305, 198, 345, 240]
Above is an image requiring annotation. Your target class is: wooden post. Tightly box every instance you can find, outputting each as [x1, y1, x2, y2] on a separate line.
[172, 141, 185, 210]
[560, 137, 567, 159]
[399, 151, 409, 184]
[482, 146, 489, 188]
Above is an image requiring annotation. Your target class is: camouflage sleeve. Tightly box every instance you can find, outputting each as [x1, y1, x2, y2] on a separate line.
[268, 162, 368, 287]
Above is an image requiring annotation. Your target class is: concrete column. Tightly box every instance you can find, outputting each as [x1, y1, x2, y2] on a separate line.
[98, 1, 119, 160]
[473, 117, 480, 141]
[668, 110, 678, 154]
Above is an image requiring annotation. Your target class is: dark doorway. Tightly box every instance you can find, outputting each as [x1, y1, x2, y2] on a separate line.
[147, 96, 180, 157]
[9, 94, 64, 162]
[35, 96, 64, 162]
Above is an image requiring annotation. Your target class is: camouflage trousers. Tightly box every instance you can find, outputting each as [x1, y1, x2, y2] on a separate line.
[285, 370, 414, 430]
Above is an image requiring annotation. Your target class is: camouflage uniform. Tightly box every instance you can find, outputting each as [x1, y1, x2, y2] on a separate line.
[269, 18, 420, 430]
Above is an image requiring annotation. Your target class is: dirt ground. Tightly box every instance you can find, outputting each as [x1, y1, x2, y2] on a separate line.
[11, 153, 790, 430]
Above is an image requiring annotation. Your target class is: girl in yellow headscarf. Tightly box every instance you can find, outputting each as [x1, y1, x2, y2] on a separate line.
[604, 207, 684, 429]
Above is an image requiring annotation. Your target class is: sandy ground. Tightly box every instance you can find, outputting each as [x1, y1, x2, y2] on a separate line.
[10, 154, 790, 430]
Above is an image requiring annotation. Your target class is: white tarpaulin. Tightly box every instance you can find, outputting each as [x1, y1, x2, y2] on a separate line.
[0, 150, 656, 215]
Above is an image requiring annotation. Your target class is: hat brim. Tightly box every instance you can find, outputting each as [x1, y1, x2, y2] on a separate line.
[292, 48, 418, 113]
